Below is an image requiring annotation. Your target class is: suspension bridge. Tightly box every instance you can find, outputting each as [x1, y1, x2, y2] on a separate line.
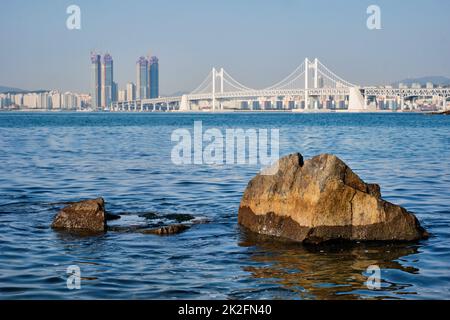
[111, 58, 450, 112]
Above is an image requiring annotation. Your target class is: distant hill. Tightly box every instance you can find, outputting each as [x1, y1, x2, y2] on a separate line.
[0, 86, 49, 94]
[392, 76, 450, 87]
[0, 86, 26, 93]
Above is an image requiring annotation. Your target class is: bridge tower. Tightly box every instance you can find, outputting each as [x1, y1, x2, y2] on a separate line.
[314, 58, 318, 89]
[219, 68, 224, 110]
[305, 58, 319, 109]
[304, 58, 309, 109]
[314, 58, 319, 109]
[304, 58, 320, 109]
[211, 67, 224, 111]
[212, 67, 216, 111]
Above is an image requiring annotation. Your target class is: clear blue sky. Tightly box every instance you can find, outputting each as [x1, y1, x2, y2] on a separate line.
[1, 0, 449, 95]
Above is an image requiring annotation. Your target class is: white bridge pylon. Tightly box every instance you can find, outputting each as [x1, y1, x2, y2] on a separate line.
[181, 58, 365, 111]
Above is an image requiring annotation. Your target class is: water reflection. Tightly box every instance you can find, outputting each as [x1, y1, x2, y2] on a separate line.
[238, 227, 421, 299]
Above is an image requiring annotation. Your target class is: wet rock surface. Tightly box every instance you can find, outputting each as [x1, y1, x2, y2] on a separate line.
[51, 198, 106, 232]
[141, 224, 191, 235]
[238, 153, 428, 244]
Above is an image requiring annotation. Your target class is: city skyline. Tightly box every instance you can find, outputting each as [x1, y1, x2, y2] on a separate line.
[89, 52, 159, 109]
[1, 0, 450, 95]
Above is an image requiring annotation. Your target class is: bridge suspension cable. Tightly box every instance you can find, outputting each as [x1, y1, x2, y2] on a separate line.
[188, 58, 358, 96]
[272, 69, 307, 90]
[222, 78, 250, 92]
[263, 61, 306, 90]
[190, 70, 213, 95]
[317, 59, 357, 88]
[222, 69, 254, 91]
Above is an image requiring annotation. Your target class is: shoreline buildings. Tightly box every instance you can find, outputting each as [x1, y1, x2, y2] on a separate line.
[0, 91, 90, 110]
[126, 82, 136, 101]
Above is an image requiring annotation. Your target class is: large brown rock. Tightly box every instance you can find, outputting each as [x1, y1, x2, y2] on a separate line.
[238, 153, 428, 244]
[51, 198, 106, 232]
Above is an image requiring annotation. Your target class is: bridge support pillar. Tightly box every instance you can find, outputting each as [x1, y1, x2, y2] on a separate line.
[348, 87, 365, 112]
[179, 95, 189, 111]
[259, 99, 265, 110]
[284, 99, 290, 110]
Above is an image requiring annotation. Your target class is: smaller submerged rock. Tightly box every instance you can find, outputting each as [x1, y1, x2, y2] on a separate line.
[142, 224, 190, 235]
[105, 213, 121, 221]
[52, 199, 201, 236]
[51, 198, 106, 232]
[429, 110, 450, 115]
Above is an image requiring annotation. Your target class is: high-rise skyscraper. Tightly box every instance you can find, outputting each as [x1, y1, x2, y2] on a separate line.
[136, 56, 149, 99]
[149, 56, 159, 98]
[90, 52, 102, 109]
[101, 53, 114, 109]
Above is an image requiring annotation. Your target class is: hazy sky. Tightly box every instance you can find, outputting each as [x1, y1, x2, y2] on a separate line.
[1, 0, 449, 95]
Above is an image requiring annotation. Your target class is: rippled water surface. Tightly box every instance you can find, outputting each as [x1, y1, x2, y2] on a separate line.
[0, 112, 449, 299]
